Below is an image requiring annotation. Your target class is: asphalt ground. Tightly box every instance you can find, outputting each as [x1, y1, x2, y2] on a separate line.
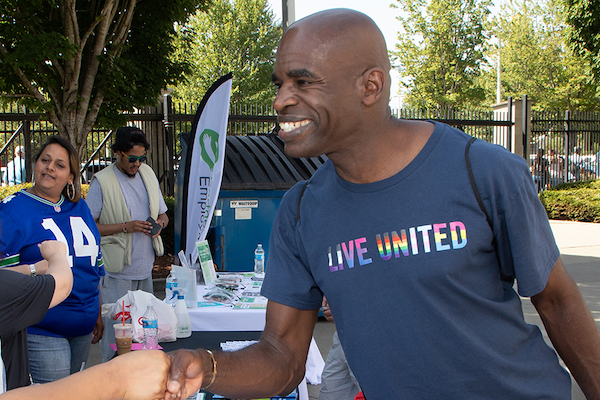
[84, 220, 600, 399]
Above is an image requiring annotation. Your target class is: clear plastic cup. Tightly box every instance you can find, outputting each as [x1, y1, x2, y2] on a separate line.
[114, 323, 134, 355]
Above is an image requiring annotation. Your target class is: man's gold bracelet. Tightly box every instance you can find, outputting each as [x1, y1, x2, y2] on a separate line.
[201, 349, 217, 390]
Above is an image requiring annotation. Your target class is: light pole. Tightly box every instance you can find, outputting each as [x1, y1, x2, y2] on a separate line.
[282, 0, 295, 32]
[496, 36, 501, 104]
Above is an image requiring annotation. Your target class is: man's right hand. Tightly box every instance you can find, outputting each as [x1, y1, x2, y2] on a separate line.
[165, 349, 209, 400]
[322, 297, 334, 323]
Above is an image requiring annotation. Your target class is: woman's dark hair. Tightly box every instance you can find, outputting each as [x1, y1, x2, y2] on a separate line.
[111, 126, 150, 153]
[34, 136, 81, 203]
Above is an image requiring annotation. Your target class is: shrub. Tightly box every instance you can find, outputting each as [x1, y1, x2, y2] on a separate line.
[0, 183, 89, 200]
[539, 180, 600, 222]
[0, 183, 31, 199]
[81, 184, 90, 199]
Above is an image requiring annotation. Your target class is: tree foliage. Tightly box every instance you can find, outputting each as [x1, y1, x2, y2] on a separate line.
[482, 0, 599, 111]
[171, 0, 281, 106]
[0, 0, 207, 156]
[564, 0, 600, 81]
[392, 0, 492, 110]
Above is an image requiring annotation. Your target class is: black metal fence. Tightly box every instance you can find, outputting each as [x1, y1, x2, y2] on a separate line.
[0, 100, 281, 195]
[394, 107, 513, 144]
[5, 98, 599, 195]
[530, 110, 600, 191]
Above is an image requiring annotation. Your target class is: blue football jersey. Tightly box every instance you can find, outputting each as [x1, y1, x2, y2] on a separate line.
[0, 190, 105, 337]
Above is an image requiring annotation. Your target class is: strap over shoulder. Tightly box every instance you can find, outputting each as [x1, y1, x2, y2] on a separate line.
[465, 137, 513, 284]
[295, 180, 310, 224]
[465, 137, 492, 228]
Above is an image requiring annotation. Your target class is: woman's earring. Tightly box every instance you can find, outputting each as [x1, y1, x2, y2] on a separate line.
[67, 182, 75, 201]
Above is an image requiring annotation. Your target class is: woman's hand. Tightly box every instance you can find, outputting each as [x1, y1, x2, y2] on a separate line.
[92, 312, 104, 344]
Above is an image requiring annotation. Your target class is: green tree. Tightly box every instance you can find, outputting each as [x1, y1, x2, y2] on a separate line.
[0, 0, 207, 156]
[392, 0, 492, 110]
[564, 0, 600, 81]
[483, 0, 598, 110]
[172, 0, 281, 106]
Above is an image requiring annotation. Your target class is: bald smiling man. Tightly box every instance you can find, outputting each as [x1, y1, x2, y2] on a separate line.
[165, 9, 600, 400]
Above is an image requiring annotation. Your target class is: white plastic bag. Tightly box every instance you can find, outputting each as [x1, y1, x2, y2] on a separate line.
[108, 290, 177, 343]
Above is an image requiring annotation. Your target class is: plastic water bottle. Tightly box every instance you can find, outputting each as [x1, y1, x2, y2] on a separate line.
[254, 244, 265, 275]
[174, 292, 192, 339]
[142, 304, 159, 349]
[165, 270, 178, 306]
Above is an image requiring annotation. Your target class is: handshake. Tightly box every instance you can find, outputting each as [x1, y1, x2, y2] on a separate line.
[0, 349, 215, 400]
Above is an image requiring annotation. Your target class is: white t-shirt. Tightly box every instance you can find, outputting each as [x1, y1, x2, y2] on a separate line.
[86, 167, 167, 280]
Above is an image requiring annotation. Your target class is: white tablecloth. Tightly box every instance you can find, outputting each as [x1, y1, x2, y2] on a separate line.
[190, 286, 267, 331]
[189, 284, 324, 398]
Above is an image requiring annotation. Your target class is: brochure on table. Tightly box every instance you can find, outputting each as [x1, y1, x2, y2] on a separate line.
[197, 272, 268, 309]
[196, 240, 217, 286]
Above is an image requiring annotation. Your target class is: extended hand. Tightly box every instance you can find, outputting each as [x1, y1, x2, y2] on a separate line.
[165, 349, 206, 400]
[109, 350, 171, 400]
[0, 350, 173, 400]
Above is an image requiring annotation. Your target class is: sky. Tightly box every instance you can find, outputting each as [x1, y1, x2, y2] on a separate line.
[266, 0, 507, 109]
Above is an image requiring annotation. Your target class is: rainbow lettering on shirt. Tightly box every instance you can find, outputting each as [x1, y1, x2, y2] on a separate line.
[328, 221, 467, 272]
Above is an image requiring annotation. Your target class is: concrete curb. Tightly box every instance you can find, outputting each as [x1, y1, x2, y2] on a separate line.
[550, 220, 600, 258]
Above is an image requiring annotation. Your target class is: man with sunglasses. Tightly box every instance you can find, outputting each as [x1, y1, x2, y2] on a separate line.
[85, 126, 169, 362]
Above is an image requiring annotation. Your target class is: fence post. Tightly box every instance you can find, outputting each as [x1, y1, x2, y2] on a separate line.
[507, 97, 513, 151]
[522, 94, 529, 159]
[564, 110, 570, 183]
[23, 107, 32, 183]
[163, 94, 175, 197]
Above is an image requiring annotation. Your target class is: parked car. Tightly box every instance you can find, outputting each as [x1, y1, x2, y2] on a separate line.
[80, 159, 114, 184]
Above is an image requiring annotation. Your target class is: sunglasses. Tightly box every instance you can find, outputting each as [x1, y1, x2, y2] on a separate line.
[125, 154, 147, 163]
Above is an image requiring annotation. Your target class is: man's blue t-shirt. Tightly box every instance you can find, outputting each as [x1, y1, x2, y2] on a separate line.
[0, 191, 104, 338]
[261, 122, 570, 399]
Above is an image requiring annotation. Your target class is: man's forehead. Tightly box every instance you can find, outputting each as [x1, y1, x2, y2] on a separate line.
[273, 33, 332, 77]
[280, 24, 333, 53]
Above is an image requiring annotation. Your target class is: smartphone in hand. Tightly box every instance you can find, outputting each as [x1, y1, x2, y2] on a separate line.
[146, 217, 162, 236]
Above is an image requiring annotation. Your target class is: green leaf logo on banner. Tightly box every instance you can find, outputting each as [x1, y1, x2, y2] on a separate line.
[199, 129, 220, 171]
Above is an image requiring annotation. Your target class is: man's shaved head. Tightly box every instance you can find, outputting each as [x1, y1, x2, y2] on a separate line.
[280, 9, 391, 92]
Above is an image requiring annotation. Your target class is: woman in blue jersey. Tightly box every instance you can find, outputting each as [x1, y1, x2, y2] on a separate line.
[0, 136, 104, 384]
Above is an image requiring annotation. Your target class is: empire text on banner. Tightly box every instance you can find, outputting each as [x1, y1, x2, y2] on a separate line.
[182, 73, 233, 267]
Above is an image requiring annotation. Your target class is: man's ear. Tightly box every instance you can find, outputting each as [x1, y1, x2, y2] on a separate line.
[360, 68, 385, 106]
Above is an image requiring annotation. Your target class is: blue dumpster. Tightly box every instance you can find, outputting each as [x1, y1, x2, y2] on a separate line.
[207, 135, 326, 272]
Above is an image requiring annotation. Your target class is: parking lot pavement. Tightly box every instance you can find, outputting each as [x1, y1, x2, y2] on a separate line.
[550, 220, 600, 258]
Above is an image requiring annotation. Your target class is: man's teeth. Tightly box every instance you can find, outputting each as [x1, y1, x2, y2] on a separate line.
[279, 120, 310, 133]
